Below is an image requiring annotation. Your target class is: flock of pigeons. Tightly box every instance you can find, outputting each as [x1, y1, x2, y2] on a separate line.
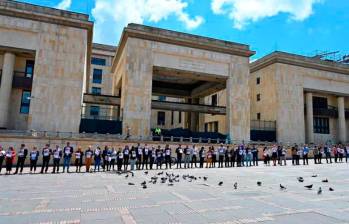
[117, 171, 335, 194]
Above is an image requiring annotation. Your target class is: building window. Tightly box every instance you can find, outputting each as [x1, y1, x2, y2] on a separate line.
[90, 106, 100, 116]
[205, 123, 208, 132]
[256, 77, 260, 85]
[171, 111, 174, 125]
[158, 96, 166, 101]
[157, 111, 165, 126]
[213, 121, 219, 132]
[257, 113, 261, 120]
[313, 96, 327, 108]
[20, 91, 31, 114]
[178, 112, 182, 123]
[314, 117, 330, 134]
[91, 87, 102, 95]
[92, 69, 103, 84]
[211, 94, 218, 106]
[25, 60, 34, 78]
[257, 94, 261, 101]
[91, 57, 106, 66]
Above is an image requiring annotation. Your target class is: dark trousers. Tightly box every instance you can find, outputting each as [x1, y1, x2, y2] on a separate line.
[137, 156, 142, 169]
[218, 155, 224, 168]
[314, 154, 318, 164]
[109, 159, 115, 171]
[102, 159, 107, 171]
[142, 156, 149, 169]
[253, 155, 258, 166]
[156, 158, 162, 169]
[176, 156, 182, 168]
[30, 159, 38, 172]
[123, 156, 129, 171]
[326, 153, 332, 163]
[75, 159, 83, 172]
[41, 157, 50, 173]
[191, 155, 197, 168]
[0, 157, 4, 173]
[318, 154, 322, 163]
[52, 158, 60, 173]
[292, 155, 296, 165]
[212, 155, 217, 167]
[149, 158, 155, 169]
[237, 155, 242, 167]
[231, 157, 235, 167]
[15, 157, 26, 174]
[117, 159, 123, 171]
[199, 157, 204, 168]
[225, 156, 230, 167]
[303, 154, 308, 165]
[165, 155, 172, 169]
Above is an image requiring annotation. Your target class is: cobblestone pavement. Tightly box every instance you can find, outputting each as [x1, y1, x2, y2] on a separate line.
[0, 161, 348, 224]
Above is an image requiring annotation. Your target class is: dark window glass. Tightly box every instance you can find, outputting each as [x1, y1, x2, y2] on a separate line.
[213, 121, 219, 132]
[158, 96, 166, 101]
[90, 106, 100, 116]
[204, 123, 208, 132]
[157, 111, 165, 126]
[20, 91, 31, 114]
[93, 69, 103, 84]
[91, 87, 102, 95]
[256, 77, 260, 85]
[313, 117, 330, 134]
[313, 97, 327, 109]
[257, 113, 261, 120]
[25, 60, 34, 78]
[211, 94, 218, 106]
[91, 57, 106, 66]
[257, 94, 261, 101]
[171, 111, 174, 125]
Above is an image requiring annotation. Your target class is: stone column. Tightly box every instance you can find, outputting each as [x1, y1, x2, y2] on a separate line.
[0, 52, 15, 128]
[305, 92, 314, 143]
[226, 57, 250, 143]
[198, 98, 205, 132]
[337, 96, 347, 143]
[190, 98, 199, 132]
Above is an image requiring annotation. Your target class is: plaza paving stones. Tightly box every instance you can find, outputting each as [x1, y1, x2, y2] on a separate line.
[0, 161, 348, 224]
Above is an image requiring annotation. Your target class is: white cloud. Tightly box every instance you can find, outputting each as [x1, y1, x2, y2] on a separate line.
[56, 0, 72, 10]
[92, 0, 204, 44]
[211, 0, 322, 29]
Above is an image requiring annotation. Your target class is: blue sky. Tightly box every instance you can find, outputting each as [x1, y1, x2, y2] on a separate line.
[18, 0, 349, 60]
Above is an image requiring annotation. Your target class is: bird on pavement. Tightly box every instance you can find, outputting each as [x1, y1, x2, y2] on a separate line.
[218, 181, 223, 186]
[280, 184, 286, 190]
[317, 187, 322, 195]
[144, 171, 148, 175]
[257, 181, 262, 186]
[125, 174, 129, 178]
[142, 184, 147, 189]
[128, 182, 135, 185]
[233, 182, 238, 189]
[203, 177, 208, 181]
[304, 184, 313, 190]
[311, 174, 318, 178]
[329, 187, 334, 191]
[322, 179, 328, 183]
[297, 177, 304, 182]
[141, 181, 146, 185]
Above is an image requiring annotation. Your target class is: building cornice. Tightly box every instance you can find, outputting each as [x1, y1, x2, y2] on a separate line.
[251, 51, 349, 75]
[112, 23, 255, 72]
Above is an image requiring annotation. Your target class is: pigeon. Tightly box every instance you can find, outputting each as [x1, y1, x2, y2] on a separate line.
[142, 185, 147, 189]
[141, 181, 146, 185]
[329, 187, 334, 191]
[125, 174, 129, 178]
[304, 184, 313, 190]
[311, 174, 318, 178]
[317, 187, 322, 195]
[168, 183, 174, 186]
[128, 182, 135, 185]
[203, 177, 208, 181]
[257, 181, 262, 186]
[157, 171, 164, 176]
[233, 182, 238, 189]
[131, 172, 134, 177]
[218, 181, 223, 186]
[144, 171, 149, 175]
[297, 177, 304, 183]
[280, 184, 286, 190]
[322, 179, 328, 183]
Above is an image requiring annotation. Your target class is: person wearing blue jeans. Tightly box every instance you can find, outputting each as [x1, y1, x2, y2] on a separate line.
[63, 142, 73, 173]
[94, 147, 102, 172]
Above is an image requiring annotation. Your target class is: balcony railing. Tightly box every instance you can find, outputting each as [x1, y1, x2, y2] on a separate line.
[12, 71, 33, 89]
[81, 105, 119, 121]
[251, 120, 276, 131]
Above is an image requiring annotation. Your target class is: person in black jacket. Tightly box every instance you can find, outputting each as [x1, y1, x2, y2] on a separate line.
[63, 142, 73, 173]
[252, 145, 258, 166]
[41, 144, 52, 174]
[75, 147, 84, 173]
[199, 146, 205, 168]
[176, 144, 183, 169]
[164, 145, 172, 169]
[123, 146, 130, 171]
[149, 147, 155, 170]
[29, 147, 40, 173]
[230, 147, 236, 167]
[102, 146, 108, 171]
[116, 148, 123, 171]
[142, 144, 150, 170]
[156, 146, 163, 169]
[14, 144, 28, 174]
[136, 143, 143, 170]
[0, 145, 5, 174]
[52, 145, 62, 174]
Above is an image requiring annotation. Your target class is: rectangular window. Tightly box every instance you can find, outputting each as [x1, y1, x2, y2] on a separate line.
[92, 69, 103, 84]
[178, 112, 182, 123]
[90, 106, 100, 116]
[25, 60, 34, 78]
[171, 111, 174, 125]
[213, 121, 219, 132]
[211, 94, 218, 106]
[256, 77, 260, 85]
[257, 113, 261, 120]
[91, 57, 106, 66]
[313, 96, 327, 108]
[313, 117, 330, 134]
[205, 123, 208, 132]
[157, 111, 165, 126]
[20, 91, 31, 114]
[257, 94, 261, 101]
[158, 96, 166, 101]
[91, 87, 102, 95]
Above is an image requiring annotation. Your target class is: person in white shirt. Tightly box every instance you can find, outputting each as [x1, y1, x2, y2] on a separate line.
[29, 147, 40, 173]
[52, 145, 62, 173]
[85, 146, 93, 172]
[191, 145, 198, 168]
[41, 144, 52, 174]
[14, 144, 28, 174]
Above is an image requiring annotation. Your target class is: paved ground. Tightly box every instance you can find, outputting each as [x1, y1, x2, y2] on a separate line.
[0, 161, 348, 224]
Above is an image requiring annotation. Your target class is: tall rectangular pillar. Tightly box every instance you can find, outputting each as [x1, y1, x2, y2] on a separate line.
[226, 57, 250, 143]
[0, 52, 15, 128]
[305, 92, 314, 143]
[337, 96, 347, 143]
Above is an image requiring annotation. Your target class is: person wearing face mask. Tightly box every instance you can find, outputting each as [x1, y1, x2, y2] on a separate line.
[199, 146, 205, 168]
[63, 142, 73, 173]
[109, 148, 117, 171]
[84, 146, 93, 172]
[175, 144, 183, 169]
[52, 145, 62, 174]
[94, 146, 102, 172]
[130, 146, 137, 171]
[14, 144, 28, 174]
[123, 145, 130, 171]
[41, 144, 52, 174]
[142, 144, 150, 170]
[136, 143, 143, 170]
[116, 148, 123, 171]
[164, 144, 172, 169]
[74, 147, 84, 173]
[29, 146, 40, 173]
[149, 147, 156, 170]
[191, 145, 198, 168]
